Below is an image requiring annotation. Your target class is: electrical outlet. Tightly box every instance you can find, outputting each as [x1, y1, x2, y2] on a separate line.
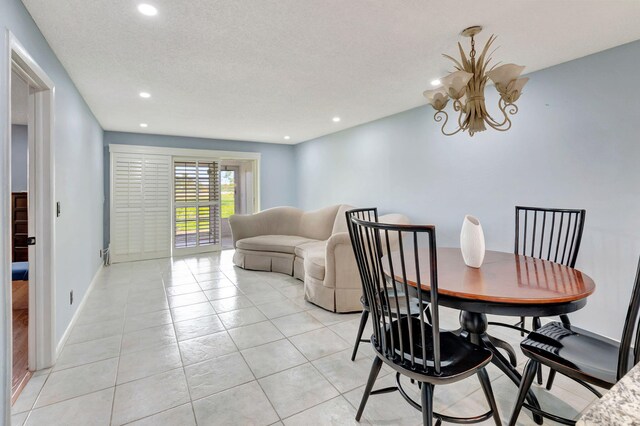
[70, 290, 73, 305]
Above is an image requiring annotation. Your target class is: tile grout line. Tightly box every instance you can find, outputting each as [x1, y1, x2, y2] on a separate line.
[216, 265, 331, 422]
[213, 265, 284, 422]
[23, 365, 120, 412]
[236, 334, 283, 423]
[110, 269, 139, 426]
[169, 266, 200, 426]
[18, 265, 127, 419]
[16, 253, 597, 425]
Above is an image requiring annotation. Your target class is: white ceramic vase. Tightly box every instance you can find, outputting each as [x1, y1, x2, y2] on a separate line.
[460, 215, 485, 268]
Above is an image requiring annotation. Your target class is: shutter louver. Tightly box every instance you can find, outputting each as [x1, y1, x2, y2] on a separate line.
[110, 153, 171, 263]
[174, 160, 220, 249]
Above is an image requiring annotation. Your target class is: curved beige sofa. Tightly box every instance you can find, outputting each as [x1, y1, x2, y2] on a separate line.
[230, 205, 409, 312]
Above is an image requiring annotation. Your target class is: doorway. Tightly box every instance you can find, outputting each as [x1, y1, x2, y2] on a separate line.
[220, 161, 253, 250]
[4, 33, 57, 414]
[9, 71, 31, 402]
[220, 165, 239, 250]
[173, 159, 221, 254]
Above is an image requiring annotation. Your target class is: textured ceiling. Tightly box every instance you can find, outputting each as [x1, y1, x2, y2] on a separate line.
[21, 0, 640, 144]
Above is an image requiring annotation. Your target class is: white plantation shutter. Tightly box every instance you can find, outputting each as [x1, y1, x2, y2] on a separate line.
[110, 152, 171, 263]
[174, 160, 221, 250]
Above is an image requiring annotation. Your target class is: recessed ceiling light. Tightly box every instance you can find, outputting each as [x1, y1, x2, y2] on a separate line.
[140, 123, 148, 128]
[137, 4, 158, 16]
[332, 116, 341, 122]
[139, 92, 151, 98]
[284, 136, 291, 140]
[430, 79, 441, 86]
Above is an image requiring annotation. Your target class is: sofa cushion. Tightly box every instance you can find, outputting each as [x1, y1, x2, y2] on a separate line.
[230, 207, 304, 246]
[236, 235, 320, 254]
[298, 205, 341, 240]
[294, 241, 326, 259]
[304, 253, 326, 281]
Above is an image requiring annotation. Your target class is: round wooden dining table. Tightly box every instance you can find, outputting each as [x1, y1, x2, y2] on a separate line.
[384, 247, 596, 423]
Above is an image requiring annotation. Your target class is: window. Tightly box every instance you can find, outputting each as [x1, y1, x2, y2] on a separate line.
[174, 160, 220, 249]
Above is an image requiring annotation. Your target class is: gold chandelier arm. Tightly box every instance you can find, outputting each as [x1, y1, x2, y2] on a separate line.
[484, 102, 505, 127]
[434, 110, 464, 136]
[484, 112, 507, 128]
[484, 113, 503, 127]
[502, 99, 519, 116]
[453, 99, 468, 132]
[485, 113, 512, 132]
[484, 98, 518, 131]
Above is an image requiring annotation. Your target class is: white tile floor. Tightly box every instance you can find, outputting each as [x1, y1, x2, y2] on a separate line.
[12, 250, 600, 425]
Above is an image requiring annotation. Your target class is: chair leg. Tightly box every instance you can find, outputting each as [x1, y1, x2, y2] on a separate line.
[351, 309, 369, 361]
[519, 316, 526, 337]
[532, 317, 543, 384]
[477, 368, 502, 426]
[508, 359, 539, 426]
[421, 382, 434, 426]
[546, 369, 557, 391]
[488, 335, 518, 367]
[545, 315, 568, 390]
[355, 356, 383, 421]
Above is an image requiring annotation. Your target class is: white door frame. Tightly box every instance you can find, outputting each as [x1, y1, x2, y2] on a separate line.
[2, 31, 56, 416]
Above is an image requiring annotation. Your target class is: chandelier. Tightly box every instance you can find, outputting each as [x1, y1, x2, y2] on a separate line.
[423, 26, 528, 137]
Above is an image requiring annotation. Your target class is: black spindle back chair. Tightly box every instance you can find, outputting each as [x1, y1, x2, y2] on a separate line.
[616, 257, 640, 381]
[350, 218, 500, 426]
[490, 206, 586, 386]
[346, 208, 424, 361]
[345, 208, 379, 361]
[514, 206, 586, 269]
[509, 256, 640, 426]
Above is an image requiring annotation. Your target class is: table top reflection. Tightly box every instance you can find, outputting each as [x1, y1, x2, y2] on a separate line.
[384, 248, 595, 305]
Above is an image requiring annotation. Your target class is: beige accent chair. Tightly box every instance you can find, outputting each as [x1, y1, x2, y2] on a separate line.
[230, 205, 410, 312]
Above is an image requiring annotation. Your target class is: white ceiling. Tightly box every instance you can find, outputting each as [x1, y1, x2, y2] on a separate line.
[21, 0, 640, 144]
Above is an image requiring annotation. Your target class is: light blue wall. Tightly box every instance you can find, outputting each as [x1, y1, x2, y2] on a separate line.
[0, 0, 104, 416]
[295, 40, 640, 340]
[11, 125, 27, 192]
[102, 131, 297, 245]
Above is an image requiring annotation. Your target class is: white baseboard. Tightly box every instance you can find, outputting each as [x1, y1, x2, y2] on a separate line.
[55, 264, 104, 358]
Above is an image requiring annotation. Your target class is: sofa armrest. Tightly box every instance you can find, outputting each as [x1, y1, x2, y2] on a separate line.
[229, 206, 304, 248]
[324, 232, 361, 290]
[326, 231, 352, 255]
[228, 214, 261, 248]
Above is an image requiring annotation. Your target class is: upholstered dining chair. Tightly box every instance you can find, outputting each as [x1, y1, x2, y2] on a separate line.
[350, 218, 501, 426]
[509, 256, 640, 426]
[345, 208, 422, 361]
[489, 206, 586, 385]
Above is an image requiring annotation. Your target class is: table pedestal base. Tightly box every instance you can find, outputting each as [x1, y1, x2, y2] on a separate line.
[459, 311, 543, 425]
